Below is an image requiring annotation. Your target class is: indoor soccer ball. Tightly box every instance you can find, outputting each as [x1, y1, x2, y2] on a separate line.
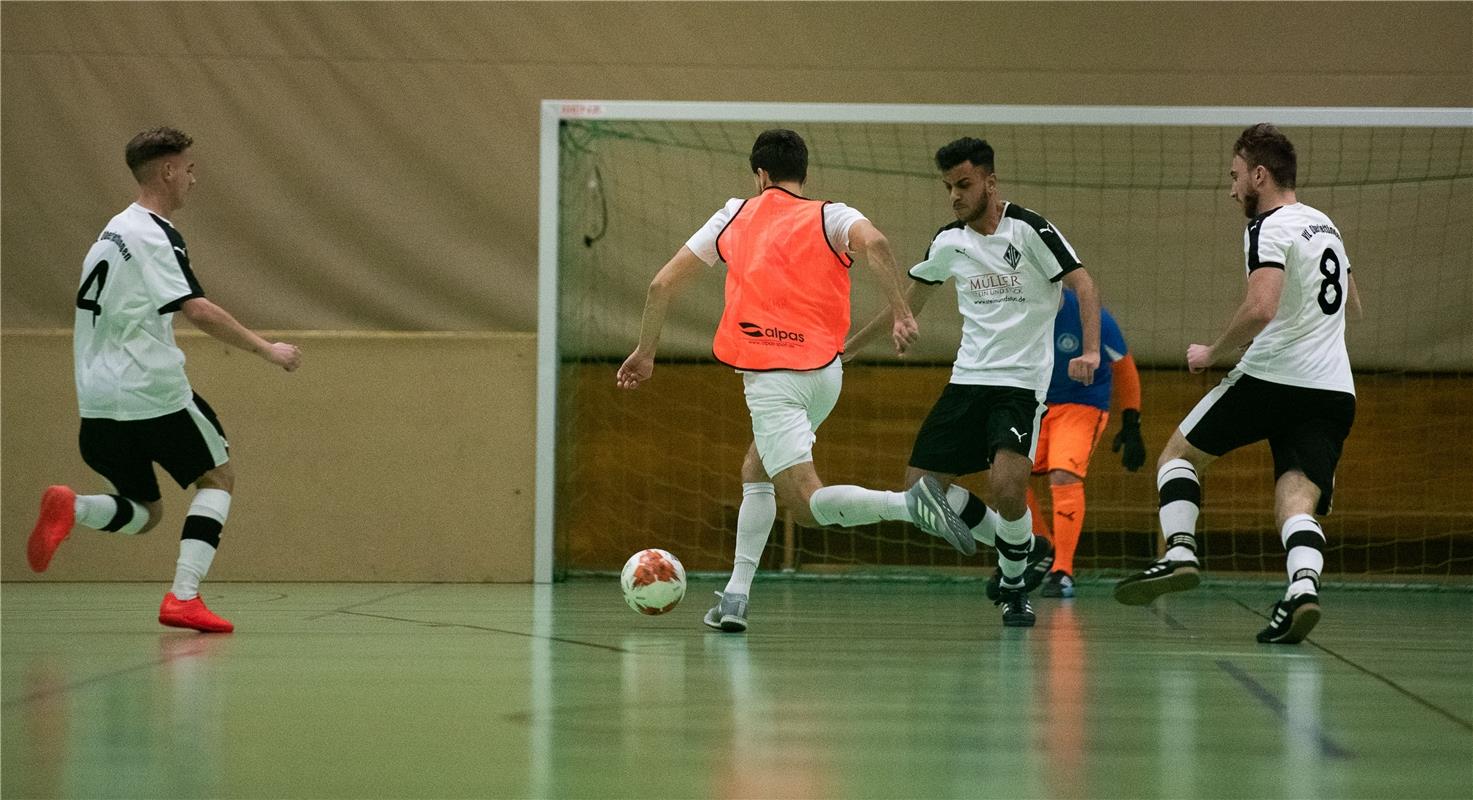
[620, 549, 687, 615]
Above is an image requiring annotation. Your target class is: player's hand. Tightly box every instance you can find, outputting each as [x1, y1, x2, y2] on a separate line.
[1111, 409, 1146, 472]
[1067, 351, 1099, 385]
[1186, 344, 1215, 374]
[616, 350, 654, 390]
[891, 312, 919, 355]
[264, 342, 302, 372]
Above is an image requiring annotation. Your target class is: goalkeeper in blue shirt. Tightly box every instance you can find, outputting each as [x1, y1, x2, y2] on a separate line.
[1024, 289, 1146, 597]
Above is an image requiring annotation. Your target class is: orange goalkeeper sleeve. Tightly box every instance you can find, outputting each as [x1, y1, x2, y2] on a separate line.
[1111, 353, 1142, 412]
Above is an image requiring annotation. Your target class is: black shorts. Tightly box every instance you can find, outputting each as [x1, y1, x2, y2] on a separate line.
[908, 383, 1046, 477]
[78, 393, 230, 503]
[1181, 371, 1355, 515]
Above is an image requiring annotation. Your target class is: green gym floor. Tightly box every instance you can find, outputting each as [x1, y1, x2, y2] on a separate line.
[2, 580, 1469, 799]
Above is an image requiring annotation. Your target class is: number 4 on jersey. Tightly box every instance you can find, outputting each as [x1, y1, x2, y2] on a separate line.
[76, 260, 109, 325]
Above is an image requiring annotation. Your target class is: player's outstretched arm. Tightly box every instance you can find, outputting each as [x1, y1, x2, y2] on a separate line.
[1187, 267, 1283, 373]
[844, 281, 936, 362]
[180, 298, 301, 371]
[847, 220, 919, 355]
[1062, 268, 1101, 385]
[616, 246, 704, 390]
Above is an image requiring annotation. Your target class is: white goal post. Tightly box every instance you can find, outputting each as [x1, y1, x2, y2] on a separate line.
[534, 100, 1473, 583]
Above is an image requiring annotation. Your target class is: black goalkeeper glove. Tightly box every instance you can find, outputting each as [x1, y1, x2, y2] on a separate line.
[1112, 409, 1146, 472]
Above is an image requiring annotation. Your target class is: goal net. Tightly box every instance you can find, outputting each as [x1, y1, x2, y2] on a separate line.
[542, 103, 1473, 582]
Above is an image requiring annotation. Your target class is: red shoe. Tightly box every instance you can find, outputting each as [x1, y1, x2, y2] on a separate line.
[159, 593, 234, 633]
[28, 485, 77, 572]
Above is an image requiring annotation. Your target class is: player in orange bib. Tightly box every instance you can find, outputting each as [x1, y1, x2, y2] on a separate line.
[617, 130, 974, 633]
[1024, 289, 1146, 598]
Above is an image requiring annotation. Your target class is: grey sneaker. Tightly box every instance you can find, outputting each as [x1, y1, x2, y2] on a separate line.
[905, 476, 977, 556]
[702, 591, 748, 633]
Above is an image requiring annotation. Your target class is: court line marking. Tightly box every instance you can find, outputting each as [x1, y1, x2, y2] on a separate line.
[1215, 659, 1355, 760]
[1228, 596, 1473, 734]
[1147, 605, 1189, 631]
[336, 609, 630, 653]
[303, 584, 436, 621]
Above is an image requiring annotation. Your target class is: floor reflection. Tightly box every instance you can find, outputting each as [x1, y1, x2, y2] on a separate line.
[21, 658, 70, 799]
[707, 635, 833, 799]
[1043, 602, 1087, 799]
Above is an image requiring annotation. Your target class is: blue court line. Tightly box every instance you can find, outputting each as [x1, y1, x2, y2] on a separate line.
[1215, 659, 1355, 760]
[1227, 596, 1473, 734]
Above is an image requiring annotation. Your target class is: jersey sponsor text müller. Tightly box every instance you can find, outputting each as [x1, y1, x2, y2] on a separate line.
[909, 202, 1082, 392]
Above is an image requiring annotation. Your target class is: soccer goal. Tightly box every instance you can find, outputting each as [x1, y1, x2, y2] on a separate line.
[536, 101, 1473, 584]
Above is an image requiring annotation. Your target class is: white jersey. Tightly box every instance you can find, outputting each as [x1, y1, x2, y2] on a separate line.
[1238, 202, 1355, 395]
[73, 203, 205, 420]
[684, 197, 866, 266]
[909, 202, 1083, 391]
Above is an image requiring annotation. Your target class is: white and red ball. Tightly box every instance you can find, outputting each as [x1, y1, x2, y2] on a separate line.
[620, 549, 687, 615]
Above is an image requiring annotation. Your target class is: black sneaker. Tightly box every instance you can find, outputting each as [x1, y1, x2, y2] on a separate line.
[1112, 559, 1200, 606]
[1041, 570, 1075, 599]
[995, 586, 1036, 628]
[1256, 593, 1320, 644]
[985, 536, 1055, 601]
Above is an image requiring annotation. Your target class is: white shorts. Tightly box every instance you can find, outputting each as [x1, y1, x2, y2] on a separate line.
[741, 357, 843, 477]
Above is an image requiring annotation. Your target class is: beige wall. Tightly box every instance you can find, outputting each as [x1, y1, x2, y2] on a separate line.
[3, 2, 1469, 331]
[2, 3, 1468, 582]
[2, 332, 536, 582]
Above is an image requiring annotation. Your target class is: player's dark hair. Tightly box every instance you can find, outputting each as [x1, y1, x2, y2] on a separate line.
[1234, 123, 1296, 189]
[935, 137, 995, 173]
[125, 127, 193, 178]
[749, 129, 808, 184]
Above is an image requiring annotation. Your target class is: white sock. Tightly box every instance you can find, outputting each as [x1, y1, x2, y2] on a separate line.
[725, 483, 776, 596]
[171, 539, 217, 601]
[809, 485, 909, 527]
[1158, 459, 1201, 564]
[74, 494, 149, 534]
[170, 489, 231, 601]
[946, 484, 997, 546]
[1281, 513, 1325, 600]
[995, 510, 1034, 582]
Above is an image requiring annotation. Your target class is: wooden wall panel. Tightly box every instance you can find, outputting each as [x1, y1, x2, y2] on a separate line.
[561, 362, 1473, 572]
[1, 331, 537, 582]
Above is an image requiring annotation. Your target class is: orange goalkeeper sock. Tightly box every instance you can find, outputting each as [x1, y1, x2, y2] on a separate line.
[1050, 482, 1086, 575]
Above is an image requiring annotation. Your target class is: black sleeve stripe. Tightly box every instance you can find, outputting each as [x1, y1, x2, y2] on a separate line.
[909, 272, 944, 286]
[1246, 206, 1285, 271]
[713, 199, 749, 265]
[158, 292, 205, 315]
[147, 212, 205, 298]
[1049, 262, 1082, 283]
[1003, 204, 1081, 273]
[924, 219, 964, 260]
[1249, 262, 1286, 272]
